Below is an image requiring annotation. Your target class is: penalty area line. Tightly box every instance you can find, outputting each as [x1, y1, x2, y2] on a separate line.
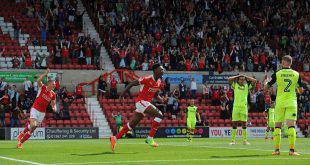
[0, 155, 45, 165]
[50, 157, 310, 165]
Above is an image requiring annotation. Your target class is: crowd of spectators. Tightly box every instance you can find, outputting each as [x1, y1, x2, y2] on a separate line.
[248, 0, 310, 72]
[82, 0, 309, 72]
[1, 0, 104, 69]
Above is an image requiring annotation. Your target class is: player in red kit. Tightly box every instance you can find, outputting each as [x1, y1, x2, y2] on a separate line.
[110, 64, 166, 152]
[17, 69, 56, 149]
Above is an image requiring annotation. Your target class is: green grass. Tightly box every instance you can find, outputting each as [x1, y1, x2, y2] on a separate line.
[0, 138, 309, 165]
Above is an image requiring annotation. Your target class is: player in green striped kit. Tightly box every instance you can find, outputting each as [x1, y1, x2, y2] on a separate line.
[228, 74, 257, 145]
[185, 99, 201, 142]
[265, 99, 275, 140]
[265, 55, 303, 156]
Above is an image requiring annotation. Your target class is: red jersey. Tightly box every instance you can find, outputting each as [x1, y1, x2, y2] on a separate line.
[265, 95, 271, 105]
[110, 79, 117, 89]
[55, 80, 60, 90]
[136, 75, 162, 102]
[61, 48, 69, 57]
[260, 55, 266, 65]
[76, 85, 83, 95]
[25, 56, 32, 67]
[185, 60, 191, 71]
[253, 55, 259, 64]
[85, 48, 92, 57]
[32, 85, 56, 113]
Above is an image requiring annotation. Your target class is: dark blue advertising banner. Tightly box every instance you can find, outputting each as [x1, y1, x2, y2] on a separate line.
[133, 126, 209, 138]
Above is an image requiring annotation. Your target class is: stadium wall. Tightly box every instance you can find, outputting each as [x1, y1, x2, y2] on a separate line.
[1, 69, 272, 96]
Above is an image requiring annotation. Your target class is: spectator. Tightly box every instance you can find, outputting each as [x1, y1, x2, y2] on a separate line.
[220, 101, 230, 119]
[256, 90, 265, 112]
[249, 90, 257, 112]
[23, 52, 33, 69]
[78, 45, 86, 65]
[172, 98, 180, 119]
[110, 77, 118, 99]
[179, 79, 186, 99]
[190, 78, 197, 98]
[0, 77, 8, 97]
[75, 84, 84, 100]
[202, 83, 210, 99]
[61, 97, 72, 120]
[10, 106, 21, 127]
[12, 57, 21, 69]
[20, 96, 32, 113]
[164, 78, 171, 94]
[98, 75, 107, 97]
[167, 94, 175, 115]
[141, 59, 149, 71]
[61, 45, 70, 64]
[23, 77, 32, 97]
[0, 90, 10, 112]
[0, 103, 5, 127]
[8, 85, 19, 109]
[211, 86, 221, 106]
[85, 46, 92, 65]
[112, 111, 122, 133]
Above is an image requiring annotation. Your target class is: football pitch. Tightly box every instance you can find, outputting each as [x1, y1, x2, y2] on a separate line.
[0, 138, 309, 165]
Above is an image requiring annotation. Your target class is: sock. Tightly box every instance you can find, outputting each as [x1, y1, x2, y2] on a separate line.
[265, 130, 269, 139]
[148, 117, 161, 138]
[20, 131, 32, 144]
[274, 128, 281, 150]
[242, 127, 247, 142]
[288, 127, 296, 151]
[231, 127, 237, 142]
[186, 129, 190, 139]
[270, 130, 274, 139]
[116, 123, 130, 139]
[21, 123, 31, 135]
[190, 130, 194, 140]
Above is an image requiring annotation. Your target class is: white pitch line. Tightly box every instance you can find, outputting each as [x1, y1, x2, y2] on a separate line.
[0, 155, 45, 165]
[50, 157, 310, 165]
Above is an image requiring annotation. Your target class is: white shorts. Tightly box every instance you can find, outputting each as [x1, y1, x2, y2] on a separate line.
[135, 100, 156, 114]
[30, 108, 46, 123]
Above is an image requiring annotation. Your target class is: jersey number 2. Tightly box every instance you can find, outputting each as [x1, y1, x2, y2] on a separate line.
[284, 79, 292, 92]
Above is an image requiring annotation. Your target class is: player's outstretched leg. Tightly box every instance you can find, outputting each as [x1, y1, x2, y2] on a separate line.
[110, 113, 143, 152]
[17, 122, 31, 142]
[17, 119, 36, 149]
[144, 108, 163, 147]
[272, 127, 281, 155]
[145, 117, 162, 147]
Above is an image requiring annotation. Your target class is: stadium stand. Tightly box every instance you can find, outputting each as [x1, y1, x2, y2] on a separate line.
[83, 0, 309, 72]
[0, 0, 309, 138]
[0, 0, 100, 70]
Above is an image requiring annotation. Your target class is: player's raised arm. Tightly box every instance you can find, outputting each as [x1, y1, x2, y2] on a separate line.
[119, 80, 139, 98]
[37, 69, 50, 88]
[228, 74, 242, 84]
[245, 75, 257, 86]
[264, 73, 276, 91]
